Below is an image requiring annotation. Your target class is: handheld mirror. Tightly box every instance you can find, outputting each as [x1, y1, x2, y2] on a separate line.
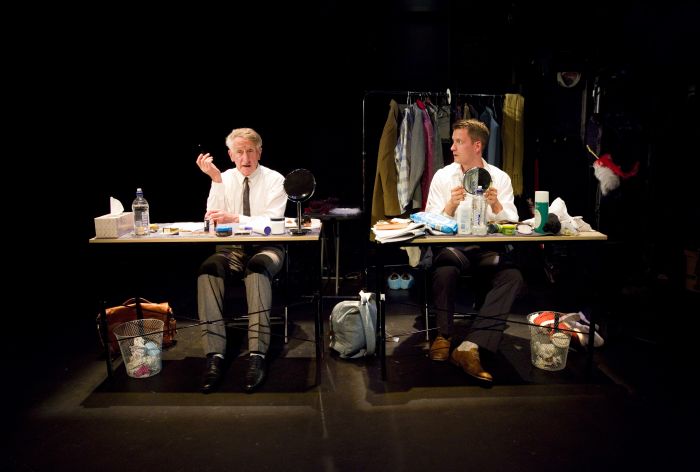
[284, 168, 316, 235]
[463, 167, 492, 194]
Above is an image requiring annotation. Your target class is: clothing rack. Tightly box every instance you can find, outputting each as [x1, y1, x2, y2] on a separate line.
[361, 89, 504, 214]
[362, 89, 450, 213]
[455, 93, 503, 97]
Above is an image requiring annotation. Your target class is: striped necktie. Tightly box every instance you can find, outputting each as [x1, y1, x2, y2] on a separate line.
[242, 177, 251, 216]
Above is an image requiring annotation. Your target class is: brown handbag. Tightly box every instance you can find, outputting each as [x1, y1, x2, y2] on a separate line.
[96, 297, 177, 356]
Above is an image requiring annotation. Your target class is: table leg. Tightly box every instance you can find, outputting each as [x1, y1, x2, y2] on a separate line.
[374, 242, 387, 380]
[320, 228, 325, 282]
[335, 220, 340, 295]
[98, 301, 114, 378]
[93, 246, 114, 378]
[584, 241, 601, 379]
[315, 291, 323, 384]
[315, 239, 324, 385]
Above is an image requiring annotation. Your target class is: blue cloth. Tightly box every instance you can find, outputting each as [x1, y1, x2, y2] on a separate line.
[480, 106, 501, 168]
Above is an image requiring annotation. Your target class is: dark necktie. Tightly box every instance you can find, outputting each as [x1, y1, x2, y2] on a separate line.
[242, 177, 251, 216]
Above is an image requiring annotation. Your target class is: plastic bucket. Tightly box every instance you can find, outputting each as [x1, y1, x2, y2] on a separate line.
[528, 311, 571, 371]
[113, 318, 164, 378]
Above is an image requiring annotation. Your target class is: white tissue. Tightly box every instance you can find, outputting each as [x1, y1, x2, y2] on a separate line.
[548, 198, 570, 221]
[110, 197, 125, 215]
[549, 198, 593, 234]
[329, 207, 362, 216]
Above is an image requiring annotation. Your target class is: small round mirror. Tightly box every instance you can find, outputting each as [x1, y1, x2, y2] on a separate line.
[284, 169, 316, 235]
[463, 167, 492, 194]
[284, 168, 316, 202]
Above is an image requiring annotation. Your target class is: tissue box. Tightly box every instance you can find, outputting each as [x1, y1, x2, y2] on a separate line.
[94, 212, 134, 238]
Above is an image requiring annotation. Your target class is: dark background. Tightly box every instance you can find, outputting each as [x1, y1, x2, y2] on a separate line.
[36, 1, 698, 318]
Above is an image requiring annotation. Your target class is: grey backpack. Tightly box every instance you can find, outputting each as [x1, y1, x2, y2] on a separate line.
[329, 290, 377, 359]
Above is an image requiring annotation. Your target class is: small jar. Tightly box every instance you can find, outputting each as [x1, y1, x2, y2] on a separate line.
[215, 225, 233, 237]
[270, 217, 285, 235]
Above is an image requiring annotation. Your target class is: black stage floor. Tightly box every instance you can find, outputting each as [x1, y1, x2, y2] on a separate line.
[3, 277, 695, 472]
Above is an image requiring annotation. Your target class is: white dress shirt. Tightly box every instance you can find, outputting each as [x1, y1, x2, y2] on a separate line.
[206, 165, 287, 224]
[425, 161, 519, 223]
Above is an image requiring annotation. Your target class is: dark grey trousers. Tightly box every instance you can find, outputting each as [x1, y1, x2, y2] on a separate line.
[198, 245, 284, 356]
[430, 246, 524, 353]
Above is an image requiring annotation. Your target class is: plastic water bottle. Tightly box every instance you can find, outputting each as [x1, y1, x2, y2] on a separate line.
[456, 195, 472, 235]
[132, 188, 150, 236]
[472, 186, 487, 236]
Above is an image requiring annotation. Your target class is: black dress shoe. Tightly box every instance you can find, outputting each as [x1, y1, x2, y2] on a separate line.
[201, 354, 225, 394]
[243, 355, 266, 392]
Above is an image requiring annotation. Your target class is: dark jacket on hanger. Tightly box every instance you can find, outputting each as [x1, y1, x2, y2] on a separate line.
[371, 99, 401, 236]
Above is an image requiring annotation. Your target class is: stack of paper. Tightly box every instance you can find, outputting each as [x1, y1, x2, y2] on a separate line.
[372, 222, 426, 244]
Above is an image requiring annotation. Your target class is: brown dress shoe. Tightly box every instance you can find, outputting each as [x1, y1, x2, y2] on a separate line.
[450, 347, 493, 382]
[429, 335, 451, 361]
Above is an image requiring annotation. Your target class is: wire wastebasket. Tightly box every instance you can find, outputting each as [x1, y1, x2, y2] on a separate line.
[529, 311, 572, 371]
[113, 318, 164, 378]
